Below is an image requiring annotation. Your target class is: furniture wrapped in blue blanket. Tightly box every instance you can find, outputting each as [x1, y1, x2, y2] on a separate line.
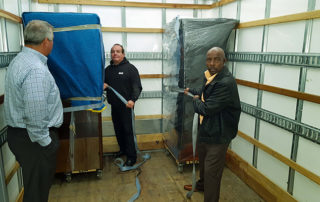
[22, 12, 105, 112]
[21, 12, 104, 178]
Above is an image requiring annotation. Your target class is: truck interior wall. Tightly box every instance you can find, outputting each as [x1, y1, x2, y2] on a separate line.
[3, 23, 20, 52]
[0, 66, 18, 201]
[2, 144, 18, 202]
[1, 0, 320, 202]
[232, 113, 255, 162]
[0, 2, 21, 198]
[229, 0, 320, 201]
[258, 122, 293, 190]
[221, 1, 237, 19]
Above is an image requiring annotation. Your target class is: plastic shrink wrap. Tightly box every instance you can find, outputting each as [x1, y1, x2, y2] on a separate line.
[162, 17, 239, 168]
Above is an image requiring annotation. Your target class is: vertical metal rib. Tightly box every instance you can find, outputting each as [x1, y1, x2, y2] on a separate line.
[287, 0, 316, 194]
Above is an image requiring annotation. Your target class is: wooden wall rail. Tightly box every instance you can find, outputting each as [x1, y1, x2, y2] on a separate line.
[38, 0, 235, 9]
[17, 188, 24, 202]
[5, 161, 20, 185]
[236, 79, 320, 104]
[103, 133, 163, 153]
[238, 9, 320, 29]
[102, 114, 163, 122]
[101, 27, 164, 33]
[140, 74, 169, 79]
[237, 130, 320, 186]
[226, 149, 297, 202]
[1, 9, 320, 32]
[0, 9, 21, 23]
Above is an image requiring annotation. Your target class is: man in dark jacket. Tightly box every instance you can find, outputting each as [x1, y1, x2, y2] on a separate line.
[104, 44, 142, 166]
[183, 47, 241, 202]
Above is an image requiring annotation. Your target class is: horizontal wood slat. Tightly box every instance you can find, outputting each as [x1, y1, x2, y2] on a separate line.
[212, 0, 236, 8]
[237, 130, 320, 186]
[140, 74, 169, 78]
[0, 9, 21, 23]
[238, 10, 320, 29]
[39, 0, 211, 9]
[236, 79, 320, 104]
[5, 161, 20, 185]
[102, 114, 163, 121]
[38, 0, 236, 9]
[102, 133, 164, 153]
[101, 27, 164, 33]
[16, 187, 24, 202]
[226, 149, 297, 202]
[2, 9, 319, 33]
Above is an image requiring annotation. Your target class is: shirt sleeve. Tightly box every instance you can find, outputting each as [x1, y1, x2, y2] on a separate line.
[22, 68, 51, 146]
[189, 77, 205, 96]
[189, 87, 202, 96]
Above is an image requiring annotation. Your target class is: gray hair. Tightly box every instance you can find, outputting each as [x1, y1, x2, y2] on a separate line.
[24, 20, 54, 45]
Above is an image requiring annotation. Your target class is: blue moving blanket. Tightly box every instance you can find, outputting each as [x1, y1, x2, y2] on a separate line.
[22, 12, 105, 111]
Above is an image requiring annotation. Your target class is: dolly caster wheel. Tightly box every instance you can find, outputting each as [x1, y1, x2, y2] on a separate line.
[178, 164, 184, 173]
[96, 169, 103, 179]
[65, 173, 72, 182]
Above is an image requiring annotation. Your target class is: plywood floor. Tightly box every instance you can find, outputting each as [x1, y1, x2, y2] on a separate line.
[49, 150, 264, 202]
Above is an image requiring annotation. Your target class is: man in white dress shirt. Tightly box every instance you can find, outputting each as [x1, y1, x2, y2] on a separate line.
[4, 20, 63, 202]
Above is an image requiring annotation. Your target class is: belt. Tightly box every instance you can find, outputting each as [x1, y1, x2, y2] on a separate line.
[8, 126, 59, 131]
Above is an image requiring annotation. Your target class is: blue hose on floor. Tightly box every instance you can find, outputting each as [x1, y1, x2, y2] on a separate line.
[107, 86, 151, 202]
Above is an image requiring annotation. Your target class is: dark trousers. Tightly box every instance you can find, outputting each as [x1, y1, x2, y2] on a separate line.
[7, 126, 59, 202]
[111, 105, 137, 160]
[197, 142, 229, 202]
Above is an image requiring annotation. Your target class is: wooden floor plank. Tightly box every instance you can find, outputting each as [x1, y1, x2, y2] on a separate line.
[49, 151, 263, 202]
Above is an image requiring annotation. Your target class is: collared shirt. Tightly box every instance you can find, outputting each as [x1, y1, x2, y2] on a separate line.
[200, 70, 217, 124]
[4, 47, 63, 146]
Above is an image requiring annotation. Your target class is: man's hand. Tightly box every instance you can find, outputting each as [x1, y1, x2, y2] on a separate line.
[184, 88, 190, 95]
[103, 83, 108, 90]
[126, 100, 135, 108]
[193, 95, 200, 100]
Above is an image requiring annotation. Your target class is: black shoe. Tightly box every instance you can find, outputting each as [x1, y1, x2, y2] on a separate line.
[124, 159, 136, 166]
[114, 151, 125, 158]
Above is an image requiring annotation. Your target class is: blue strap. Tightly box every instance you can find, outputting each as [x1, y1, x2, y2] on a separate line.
[63, 102, 103, 113]
[130, 172, 141, 202]
[171, 88, 198, 199]
[114, 153, 151, 172]
[108, 86, 128, 104]
[69, 112, 76, 171]
[186, 113, 198, 199]
[107, 86, 151, 202]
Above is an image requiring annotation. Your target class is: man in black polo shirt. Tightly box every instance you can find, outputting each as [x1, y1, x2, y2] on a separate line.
[104, 44, 142, 166]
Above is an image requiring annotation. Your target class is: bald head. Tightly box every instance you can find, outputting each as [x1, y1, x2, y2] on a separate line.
[206, 47, 226, 75]
[207, 47, 226, 60]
